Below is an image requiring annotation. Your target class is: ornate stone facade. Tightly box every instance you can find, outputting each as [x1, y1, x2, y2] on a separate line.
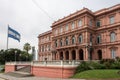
[38, 4, 120, 61]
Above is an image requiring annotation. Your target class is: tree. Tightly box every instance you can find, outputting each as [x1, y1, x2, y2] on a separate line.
[23, 43, 31, 54]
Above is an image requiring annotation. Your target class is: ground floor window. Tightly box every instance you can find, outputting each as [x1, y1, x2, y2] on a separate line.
[111, 49, 116, 59]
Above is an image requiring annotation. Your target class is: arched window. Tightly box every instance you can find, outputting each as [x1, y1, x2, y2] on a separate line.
[55, 40, 57, 47]
[97, 35, 101, 44]
[110, 32, 116, 42]
[60, 27, 63, 33]
[111, 49, 116, 59]
[78, 19, 82, 27]
[72, 36, 75, 44]
[60, 39, 62, 46]
[66, 37, 68, 45]
[71, 22, 75, 29]
[79, 34, 82, 43]
[66, 24, 68, 31]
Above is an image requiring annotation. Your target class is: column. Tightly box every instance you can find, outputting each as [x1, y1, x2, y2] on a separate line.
[63, 37, 65, 46]
[84, 47, 89, 60]
[63, 51, 66, 60]
[57, 51, 60, 60]
[84, 15, 88, 26]
[76, 49, 79, 60]
[75, 34, 78, 44]
[69, 50, 72, 60]
[68, 36, 71, 45]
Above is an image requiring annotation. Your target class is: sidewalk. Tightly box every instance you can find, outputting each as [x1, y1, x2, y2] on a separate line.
[0, 73, 85, 80]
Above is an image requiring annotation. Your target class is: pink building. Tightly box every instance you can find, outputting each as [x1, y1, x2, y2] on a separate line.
[38, 4, 120, 61]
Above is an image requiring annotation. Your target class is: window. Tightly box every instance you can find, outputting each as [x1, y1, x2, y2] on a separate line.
[111, 49, 116, 59]
[78, 19, 82, 27]
[72, 36, 75, 44]
[66, 24, 68, 31]
[48, 45, 50, 51]
[49, 36, 50, 40]
[96, 20, 101, 27]
[66, 37, 68, 45]
[60, 39, 62, 46]
[71, 22, 75, 29]
[42, 46, 44, 52]
[97, 35, 101, 44]
[79, 34, 82, 43]
[90, 33, 92, 42]
[89, 19, 92, 26]
[109, 16, 114, 24]
[55, 29, 58, 35]
[110, 32, 116, 42]
[60, 27, 63, 33]
[55, 40, 58, 47]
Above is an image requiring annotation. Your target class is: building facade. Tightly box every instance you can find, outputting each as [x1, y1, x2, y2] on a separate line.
[38, 4, 120, 61]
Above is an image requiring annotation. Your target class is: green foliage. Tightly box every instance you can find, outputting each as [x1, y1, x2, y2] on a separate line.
[23, 43, 31, 53]
[89, 61, 105, 69]
[73, 70, 120, 79]
[76, 61, 92, 73]
[76, 58, 120, 73]
[0, 48, 32, 64]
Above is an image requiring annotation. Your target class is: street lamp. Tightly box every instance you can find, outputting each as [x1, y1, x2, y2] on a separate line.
[15, 50, 17, 62]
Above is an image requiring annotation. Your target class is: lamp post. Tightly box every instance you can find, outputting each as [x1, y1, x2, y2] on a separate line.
[15, 50, 17, 62]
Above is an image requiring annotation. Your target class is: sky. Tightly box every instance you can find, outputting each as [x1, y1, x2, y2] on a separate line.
[0, 0, 120, 52]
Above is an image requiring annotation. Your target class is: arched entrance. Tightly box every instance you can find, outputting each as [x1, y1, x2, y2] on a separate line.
[60, 52, 63, 60]
[97, 50, 102, 60]
[79, 49, 84, 60]
[72, 50, 76, 60]
[65, 51, 69, 60]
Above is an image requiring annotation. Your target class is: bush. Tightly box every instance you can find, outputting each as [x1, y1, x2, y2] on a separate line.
[76, 58, 120, 73]
[76, 61, 92, 73]
[90, 62, 105, 69]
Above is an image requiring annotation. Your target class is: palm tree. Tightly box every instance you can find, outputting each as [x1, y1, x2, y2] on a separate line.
[23, 43, 31, 54]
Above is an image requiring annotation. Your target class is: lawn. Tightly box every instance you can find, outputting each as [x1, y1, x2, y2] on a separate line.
[72, 69, 120, 79]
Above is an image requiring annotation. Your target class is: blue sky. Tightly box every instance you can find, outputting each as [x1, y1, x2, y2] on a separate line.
[0, 0, 120, 51]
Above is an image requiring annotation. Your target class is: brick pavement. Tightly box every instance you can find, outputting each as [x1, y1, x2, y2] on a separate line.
[0, 73, 85, 80]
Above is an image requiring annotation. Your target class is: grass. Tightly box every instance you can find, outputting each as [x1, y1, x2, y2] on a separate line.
[72, 69, 120, 79]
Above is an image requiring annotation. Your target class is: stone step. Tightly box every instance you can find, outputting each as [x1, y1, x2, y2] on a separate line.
[4, 71, 33, 78]
[17, 65, 31, 73]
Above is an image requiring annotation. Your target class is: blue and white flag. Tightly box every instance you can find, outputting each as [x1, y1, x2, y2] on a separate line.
[8, 26, 21, 42]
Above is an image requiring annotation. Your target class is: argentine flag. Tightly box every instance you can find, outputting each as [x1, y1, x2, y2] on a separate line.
[8, 26, 21, 42]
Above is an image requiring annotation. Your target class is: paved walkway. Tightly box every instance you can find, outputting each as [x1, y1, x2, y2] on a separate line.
[0, 73, 85, 80]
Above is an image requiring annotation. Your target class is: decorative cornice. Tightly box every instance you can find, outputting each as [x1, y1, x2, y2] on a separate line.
[38, 30, 52, 38]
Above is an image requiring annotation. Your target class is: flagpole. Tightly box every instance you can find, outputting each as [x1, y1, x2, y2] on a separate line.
[7, 25, 9, 50]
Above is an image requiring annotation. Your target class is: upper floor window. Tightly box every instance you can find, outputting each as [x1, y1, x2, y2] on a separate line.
[90, 33, 92, 42]
[96, 20, 101, 27]
[72, 36, 75, 44]
[79, 34, 82, 43]
[97, 35, 101, 44]
[48, 45, 50, 51]
[111, 49, 116, 59]
[78, 19, 82, 27]
[60, 27, 63, 33]
[109, 16, 114, 24]
[55, 40, 58, 47]
[66, 24, 68, 31]
[110, 32, 116, 42]
[49, 36, 50, 40]
[89, 19, 92, 26]
[66, 37, 68, 45]
[71, 22, 75, 29]
[55, 29, 58, 35]
[42, 46, 44, 52]
[60, 39, 62, 46]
